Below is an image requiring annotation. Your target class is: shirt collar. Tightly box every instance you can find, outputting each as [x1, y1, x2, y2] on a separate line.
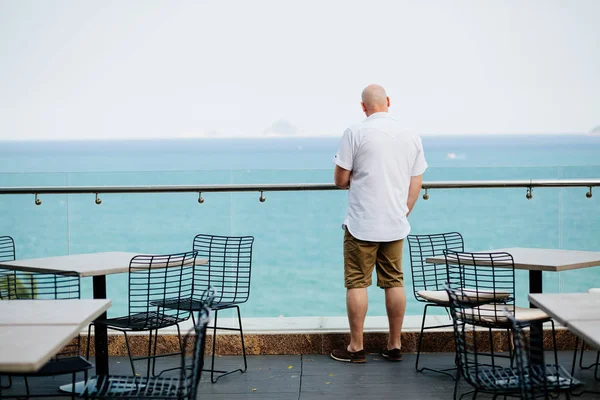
[365, 112, 395, 121]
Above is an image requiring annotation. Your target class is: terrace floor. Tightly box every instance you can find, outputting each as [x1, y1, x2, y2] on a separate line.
[2, 352, 600, 399]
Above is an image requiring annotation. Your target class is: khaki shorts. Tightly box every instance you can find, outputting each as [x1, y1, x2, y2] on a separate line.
[344, 228, 404, 289]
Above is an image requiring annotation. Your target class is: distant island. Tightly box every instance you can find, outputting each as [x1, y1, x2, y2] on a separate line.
[589, 126, 600, 136]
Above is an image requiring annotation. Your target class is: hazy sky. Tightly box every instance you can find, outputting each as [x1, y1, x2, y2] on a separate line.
[1, 0, 599, 140]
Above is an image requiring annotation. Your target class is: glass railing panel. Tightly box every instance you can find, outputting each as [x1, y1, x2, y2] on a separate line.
[556, 166, 600, 293]
[405, 189, 561, 314]
[2, 166, 597, 319]
[66, 171, 235, 315]
[0, 173, 70, 258]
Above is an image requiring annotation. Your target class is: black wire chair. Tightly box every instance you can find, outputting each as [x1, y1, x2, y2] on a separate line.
[0, 236, 15, 300]
[0, 270, 92, 400]
[407, 232, 464, 379]
[0, 236, 15, 391]
[444, 250, 560, 398]
[81, 301, 212, 399]
[510, 314, 577, 400]
[448, 285, 577, 400]
[447, 283, 521, 400]
[193, 235, 254, 383]
[156, 234, 254, 383]
[87, 252, 197, 378]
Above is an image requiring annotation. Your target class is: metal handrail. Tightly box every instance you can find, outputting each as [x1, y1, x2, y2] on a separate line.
[0, 179, 598, 195]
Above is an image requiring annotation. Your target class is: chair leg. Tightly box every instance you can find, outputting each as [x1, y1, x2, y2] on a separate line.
[488, 328, 496, 370]
[146, 328, 154, 378]
[151, 328, 160, 377]
[123, 331, 138, 376]
[415, 304, 428, 372]
[414, 304, 456, 379]
[507, 329, 514, 367]
[453, 369, 461, 400]
[550, 320, 559, 367]
[204, 307, 247, 383]
[236, 305, 248, 373]
[86, 323, 93, 360]
[210, 309, 219, 384]
[571, 336, 580, 377]
[24, 376, 30, 397]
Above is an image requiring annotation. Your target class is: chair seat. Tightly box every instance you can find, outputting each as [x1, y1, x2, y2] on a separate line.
[7, 356, 93, 377]
[95, 311, 189, 330]
[476, 364, 579, 392]
[81, 375, 189, 398]
[470, 304, 550, 325]
[417, 288, 510, 305]
[476, 366, 521, 391]
[154, 297, 245, 312]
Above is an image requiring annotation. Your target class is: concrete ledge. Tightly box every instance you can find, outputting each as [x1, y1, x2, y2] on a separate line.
[80, 315, 584, 356]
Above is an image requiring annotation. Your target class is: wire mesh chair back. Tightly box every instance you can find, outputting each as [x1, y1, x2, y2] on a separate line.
[0, 236, 15, 262]
[180, 303, 212, 399]
[446, 285, 511, 389]
[0, 236, 16, 300]
[128, 252, 197, 330]
[444, 250, 515, 328]
[508, 314, 550, 400]
[192, 234, 254, 305]
[407, 232, 464, 302]
[6, 270, 81, 358]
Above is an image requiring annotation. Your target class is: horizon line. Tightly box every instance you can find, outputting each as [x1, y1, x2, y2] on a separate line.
[0, 131, 593, 142]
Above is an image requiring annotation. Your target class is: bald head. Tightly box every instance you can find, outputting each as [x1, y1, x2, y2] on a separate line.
[360, 84, 390, 116]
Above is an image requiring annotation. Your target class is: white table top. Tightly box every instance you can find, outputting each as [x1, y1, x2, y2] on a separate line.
[568, 320, 600, 350]
[0, 252, 207, 278]
[0, 299, 112, 373]
[0, 299, 112, 327]
[528, 293, 600, 326]
[426, 247, 600, 272]
[529, 292, 600, 350]
[0, 325, 82, 373]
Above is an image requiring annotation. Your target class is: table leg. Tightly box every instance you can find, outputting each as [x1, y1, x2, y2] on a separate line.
[60, 275, 109, 394]
[529, 270, 545, 366]
[529, 270, 543, 304]
[93, 275, 109, 376]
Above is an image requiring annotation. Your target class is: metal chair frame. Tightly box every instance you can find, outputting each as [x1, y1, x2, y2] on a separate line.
[0, 236, 15, 391]
[82, 303, 212, 399]
[87, 252, 197, 378]
[407, 232, 464, 379]
[0, 270, 91, 400]
[149, 235, 255, 383]
[190, 234, 254, 383]
[576, 344, 600, 379]
[444, 251, 560, 399]
[510, 314, 576, 400]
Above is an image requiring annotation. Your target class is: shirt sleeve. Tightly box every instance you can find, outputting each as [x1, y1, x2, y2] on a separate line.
[333, 128, 354, 171]
[411, 136, 428, 176]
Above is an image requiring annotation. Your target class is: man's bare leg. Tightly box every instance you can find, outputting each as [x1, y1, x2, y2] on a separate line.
[385, 286, 406, 350]
[347, 287, 368, 352]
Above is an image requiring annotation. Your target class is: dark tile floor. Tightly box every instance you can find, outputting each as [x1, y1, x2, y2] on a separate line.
[1, 352, 599, 399]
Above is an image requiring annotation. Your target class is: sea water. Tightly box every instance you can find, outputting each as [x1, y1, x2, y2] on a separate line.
[0, 134, 599, 317]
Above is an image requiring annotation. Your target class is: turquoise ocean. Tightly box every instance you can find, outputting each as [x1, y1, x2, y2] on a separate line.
[1, 134, 599, 318]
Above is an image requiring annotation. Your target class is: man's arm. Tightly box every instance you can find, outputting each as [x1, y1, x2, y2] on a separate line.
[334, 165, 351, 189]
[406, 174, 423, 216]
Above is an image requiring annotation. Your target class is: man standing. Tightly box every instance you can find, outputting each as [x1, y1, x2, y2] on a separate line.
[331, 84, 427, 363]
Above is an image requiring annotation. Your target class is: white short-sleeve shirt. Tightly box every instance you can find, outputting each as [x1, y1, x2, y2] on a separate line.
[334, 112, 428, 242]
